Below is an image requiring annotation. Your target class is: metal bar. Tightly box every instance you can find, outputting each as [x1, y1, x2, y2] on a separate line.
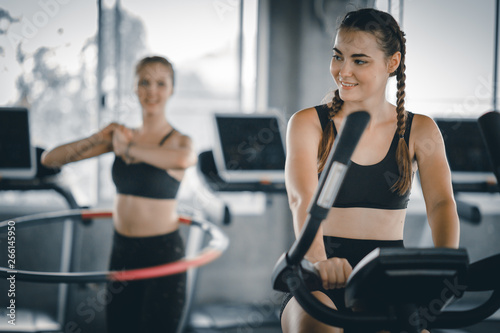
[115, 0, 122, 117]
[237, 0, 244, 111]
[399, 0, 404, 28]
[97, 0, 105, 203]
[494, 0, 499, 110]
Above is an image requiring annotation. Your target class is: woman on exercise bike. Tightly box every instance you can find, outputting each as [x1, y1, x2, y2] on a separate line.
[280, 8, 459, 333]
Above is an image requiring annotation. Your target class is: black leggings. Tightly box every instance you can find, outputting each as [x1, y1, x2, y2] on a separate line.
[280, 236, 404, 319]
[106, 229, 186, 333]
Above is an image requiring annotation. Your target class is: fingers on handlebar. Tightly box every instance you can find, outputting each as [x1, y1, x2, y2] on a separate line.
[314, 257, 352, 290]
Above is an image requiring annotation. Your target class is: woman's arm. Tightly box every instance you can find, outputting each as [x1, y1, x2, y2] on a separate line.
[286, 109, 325, 261]
[112, 127, 197, 170]
[414, 114, 460, 248]
[286, 109, 352, 289]
[41, 123, 118, 168]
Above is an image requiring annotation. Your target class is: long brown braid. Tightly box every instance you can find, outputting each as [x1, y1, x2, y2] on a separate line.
[317, 9, 412, 195]
[393, 28, 412, 195]
[318, 89, 343, 173]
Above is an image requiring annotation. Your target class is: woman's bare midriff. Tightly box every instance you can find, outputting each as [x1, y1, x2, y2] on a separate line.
[322, 207, 407, 240]
[113, 194, 180, 237]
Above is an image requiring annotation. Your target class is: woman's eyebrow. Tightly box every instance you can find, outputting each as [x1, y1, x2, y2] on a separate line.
[333, 47, 371, 58]
[333, 47, 342, 54]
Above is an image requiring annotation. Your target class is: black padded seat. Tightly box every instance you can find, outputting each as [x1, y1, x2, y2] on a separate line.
[345, 247, 469, 311]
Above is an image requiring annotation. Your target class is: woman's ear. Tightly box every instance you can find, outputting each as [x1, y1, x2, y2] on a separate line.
[133, 77, 139, 95]
[388, 51, 401, 74]
[168, 74, 174, 97]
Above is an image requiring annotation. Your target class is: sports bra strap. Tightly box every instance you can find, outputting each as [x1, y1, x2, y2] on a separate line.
[159, 128, 176, 146]
[316, 104, 330, 131]
[315, 104, 338, 136]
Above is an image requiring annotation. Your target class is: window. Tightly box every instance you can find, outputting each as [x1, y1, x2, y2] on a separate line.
[0, 1, 99, 206]
[1, 0, 258, 208]
[377, 0, 496, 118]
[99, 0, 259, 209]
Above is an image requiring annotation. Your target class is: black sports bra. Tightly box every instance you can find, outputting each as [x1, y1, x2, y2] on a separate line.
[111, 129, 180, 199]
[315, 105, 414, 210]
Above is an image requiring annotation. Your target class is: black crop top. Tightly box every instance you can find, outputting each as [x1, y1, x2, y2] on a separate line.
[315, 105, 414, 210]
[112, 129, 180, 199]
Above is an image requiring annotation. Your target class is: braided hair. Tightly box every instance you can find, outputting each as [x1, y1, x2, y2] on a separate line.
[318, 8, 411, 195]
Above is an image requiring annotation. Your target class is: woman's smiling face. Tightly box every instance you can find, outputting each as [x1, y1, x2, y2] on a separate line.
[136, 62, 173, 115]
[330, 29, 399, 104]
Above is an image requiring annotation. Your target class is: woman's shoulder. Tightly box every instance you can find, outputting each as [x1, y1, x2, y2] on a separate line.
[409, 112, 438, 129]
[169, 129, 193, 148]
[407, 112, 442, 141]
[286, 107, 326, 143]
[169, 127, 190, 139]
[292, 106, 317, 118]
[290, 105, 330, 123]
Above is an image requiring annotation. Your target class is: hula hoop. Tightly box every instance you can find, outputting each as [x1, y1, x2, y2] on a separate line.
[0, 209, 229, 283]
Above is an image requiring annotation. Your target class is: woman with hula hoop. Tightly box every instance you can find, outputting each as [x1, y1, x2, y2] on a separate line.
[42, 56, 197, 333]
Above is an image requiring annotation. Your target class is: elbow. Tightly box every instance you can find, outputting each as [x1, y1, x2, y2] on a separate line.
[177, 152, 198, 170]
[288, 194, 300, 211]
[288, 191, 310, 213]
[41, 150, 67, 169]
[430, 198, 457, 216]
[428, 198, 460, 248]
[40, 151, 60, 168]
[40, 151, 49, 166]
[182, 156, 198, 170]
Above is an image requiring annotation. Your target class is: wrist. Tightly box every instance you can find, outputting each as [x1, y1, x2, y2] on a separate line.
[89, 132, 108, 146]
[305, 254, 326, 264]
[124, 142, 134, 160]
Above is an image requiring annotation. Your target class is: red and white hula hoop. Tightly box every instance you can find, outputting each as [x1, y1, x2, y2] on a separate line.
[0, 209, 229, 283]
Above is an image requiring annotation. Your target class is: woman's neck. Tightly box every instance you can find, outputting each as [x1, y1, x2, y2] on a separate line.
[141, 113, 171, 134]
[340, 96, 395, 125]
